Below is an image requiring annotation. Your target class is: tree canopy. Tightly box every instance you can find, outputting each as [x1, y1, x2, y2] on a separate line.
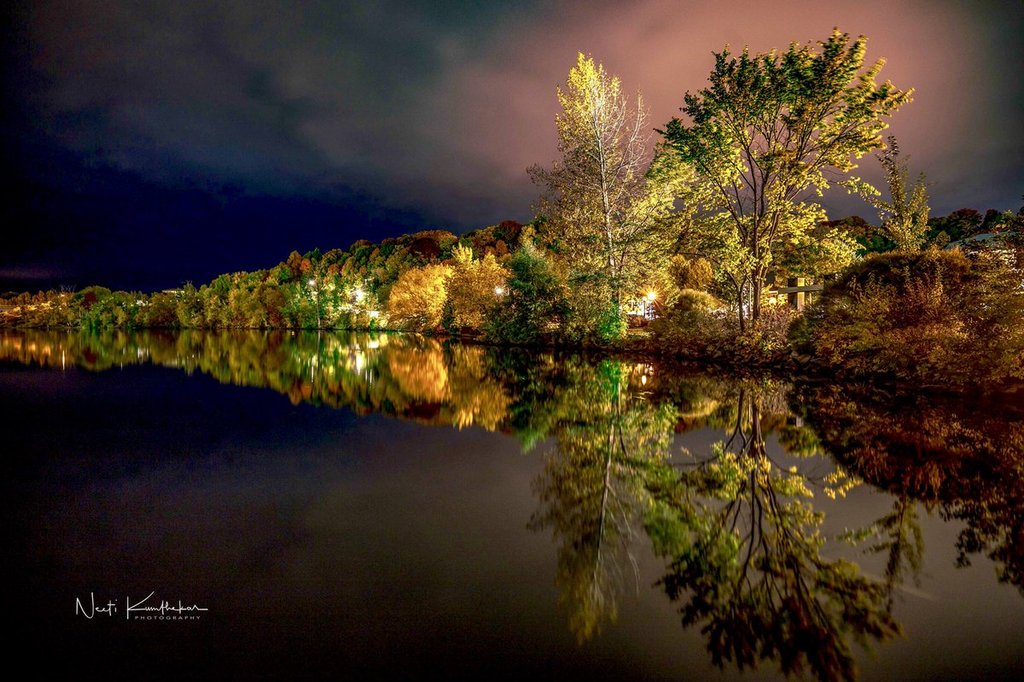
[662, 29, 911, 329]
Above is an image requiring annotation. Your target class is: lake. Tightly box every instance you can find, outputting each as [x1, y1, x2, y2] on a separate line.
[3, 329, 1022, 680]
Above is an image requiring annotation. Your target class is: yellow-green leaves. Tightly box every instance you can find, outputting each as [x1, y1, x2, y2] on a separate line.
[863, 136, 931, 252]
[662, 30, 912, 328]
[534, 53, 677, 339]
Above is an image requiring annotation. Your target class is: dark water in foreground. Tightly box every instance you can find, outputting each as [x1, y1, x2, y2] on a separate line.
[3, 330, 1022, 681]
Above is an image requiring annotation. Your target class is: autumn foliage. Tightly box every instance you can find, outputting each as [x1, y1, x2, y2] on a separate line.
[386, 264, 453, 332]
[792, 249, 1024, 387]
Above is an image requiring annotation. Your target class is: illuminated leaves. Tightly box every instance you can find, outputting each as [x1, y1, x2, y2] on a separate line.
[385, 264, 453, 331]
[528, 359, 678, 641]
[647, 392, 898, 681]
[446, 245, 508, 331]
[533, 53, 681, 337]
[663, 30, 911, 326]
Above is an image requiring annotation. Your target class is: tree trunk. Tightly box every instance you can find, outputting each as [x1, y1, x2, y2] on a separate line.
[751, 276, 762, 327]
[736, 280, 746, 335]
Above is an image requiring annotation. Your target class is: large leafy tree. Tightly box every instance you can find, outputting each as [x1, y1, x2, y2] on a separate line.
[532, 53, 684, 340]
[446, 244, 507, 331]
[662, 30, 911, 330]
[385, 264, 452, 331]
[483, 242, 568, 344]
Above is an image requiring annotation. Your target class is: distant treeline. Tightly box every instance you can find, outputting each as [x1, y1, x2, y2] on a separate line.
[1, 208, 1019, 343]
[0, 219, 530, 335]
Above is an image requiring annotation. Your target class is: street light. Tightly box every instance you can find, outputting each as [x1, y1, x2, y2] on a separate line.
[644, 290, 657, 321]
[308, 279, 322, 328]
[494, 285, 505, 296]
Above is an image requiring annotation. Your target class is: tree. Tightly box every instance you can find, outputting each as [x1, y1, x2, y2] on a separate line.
[860, 136, 929, 251]
[927, 208, 983, 245]
[662, 30, 911, 330]
[532, 53, 683, 340]
[385, 264, 452, 331]
[483, 242, 569, 344]
[446, 244, 507, 332]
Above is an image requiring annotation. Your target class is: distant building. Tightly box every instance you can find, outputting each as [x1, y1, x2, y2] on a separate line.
[946, 230, 1023, 285]
[946, 230, 1021, 262]
[625, 293, 658, 323]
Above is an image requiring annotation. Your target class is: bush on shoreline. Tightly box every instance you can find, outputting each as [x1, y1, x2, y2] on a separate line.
[790, 249, 1024, 387]
[646, 291, 798, 367]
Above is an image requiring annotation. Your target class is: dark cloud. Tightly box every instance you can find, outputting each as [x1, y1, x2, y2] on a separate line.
[3, 0, 1022, 290]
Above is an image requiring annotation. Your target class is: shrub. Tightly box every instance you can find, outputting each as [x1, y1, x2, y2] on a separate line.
[791, 249, 1024, 386]
[650, 290, 797, 364]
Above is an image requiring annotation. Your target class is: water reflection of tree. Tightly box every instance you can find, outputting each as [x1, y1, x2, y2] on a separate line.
[646, 387, 899, 682]
[796, 384, 1024, 594]
[11, 328, 1022, 674]
[863, 495, 924, 611]
[0, 329, 512, 430]
[527, 360, 677, 641]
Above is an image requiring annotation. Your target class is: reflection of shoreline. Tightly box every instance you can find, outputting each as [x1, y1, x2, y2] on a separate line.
[0, 330, 514, 430]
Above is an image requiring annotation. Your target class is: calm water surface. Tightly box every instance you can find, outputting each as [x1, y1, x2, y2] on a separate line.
[3, 330, 1022, 680]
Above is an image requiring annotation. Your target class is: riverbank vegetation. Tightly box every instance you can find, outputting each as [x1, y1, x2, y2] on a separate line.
[2, 30, 1022, 389]
[792, 248, 1024, 388]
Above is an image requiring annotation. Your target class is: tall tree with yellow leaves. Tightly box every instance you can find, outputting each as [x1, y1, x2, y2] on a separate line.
[532, 53, 684, 340]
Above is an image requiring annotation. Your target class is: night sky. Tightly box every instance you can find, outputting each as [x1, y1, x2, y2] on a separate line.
[3, 0, 1022, 292]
